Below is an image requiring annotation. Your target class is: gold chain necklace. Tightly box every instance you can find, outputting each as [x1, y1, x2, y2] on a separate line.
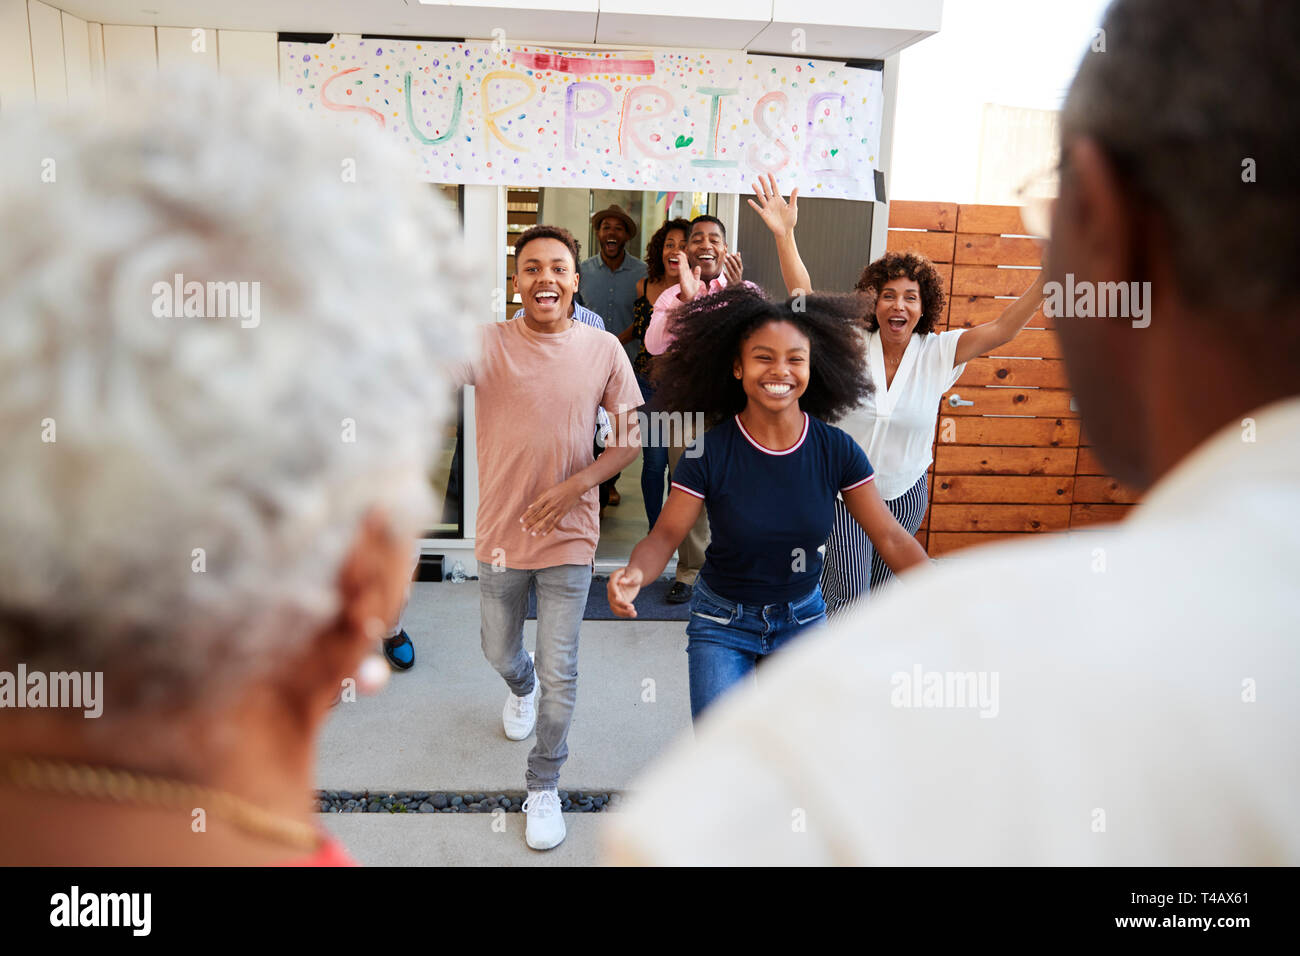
[0, 756, 321, 854]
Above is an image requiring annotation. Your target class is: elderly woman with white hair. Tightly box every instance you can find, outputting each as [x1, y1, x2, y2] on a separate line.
[0, 74, 476, 865]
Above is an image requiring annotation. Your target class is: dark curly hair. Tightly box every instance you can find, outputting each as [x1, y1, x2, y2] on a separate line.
[643, 217, 692, 283]
[854, 250, 946, 335]
[690, 214, 727, 240]
[653, 286, 872, 429]
[514, 224, 580, 266]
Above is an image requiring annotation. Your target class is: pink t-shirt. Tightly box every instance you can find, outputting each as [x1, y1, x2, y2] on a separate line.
[457, 317, 642, 569]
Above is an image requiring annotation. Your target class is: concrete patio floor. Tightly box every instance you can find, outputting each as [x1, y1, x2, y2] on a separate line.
[316, 579, 694, 866]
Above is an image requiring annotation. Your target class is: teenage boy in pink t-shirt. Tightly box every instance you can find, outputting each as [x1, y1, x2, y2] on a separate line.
[454, 225, 642, 851]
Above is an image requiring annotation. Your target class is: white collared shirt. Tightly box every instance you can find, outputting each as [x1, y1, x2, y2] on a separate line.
[837, 329, 967, 500]
[607, 396, 1300, 865]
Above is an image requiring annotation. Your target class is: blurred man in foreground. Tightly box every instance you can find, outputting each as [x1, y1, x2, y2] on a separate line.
[606, 0, 1300, 865]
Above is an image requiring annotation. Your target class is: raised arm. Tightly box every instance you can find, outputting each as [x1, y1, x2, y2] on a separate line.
[618, 278, 646, 345]
[952, 271, 1047, 366]
[841, 480, 929, 576]
[607, 488, 704, 617]
[644, 282, 686, 356]
[748, 173, 813, 295]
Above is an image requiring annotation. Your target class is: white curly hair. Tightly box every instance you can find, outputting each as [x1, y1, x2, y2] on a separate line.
[0, 70, 481, 720]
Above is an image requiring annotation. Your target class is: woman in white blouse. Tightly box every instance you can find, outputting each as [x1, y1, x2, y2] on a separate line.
[750, 174, 1045, 614]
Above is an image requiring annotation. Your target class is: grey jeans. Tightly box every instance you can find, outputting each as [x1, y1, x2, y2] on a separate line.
[477, 560, 592, 790]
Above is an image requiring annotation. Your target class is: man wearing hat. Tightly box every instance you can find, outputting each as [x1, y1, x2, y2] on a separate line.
[580, 204, 647, 508]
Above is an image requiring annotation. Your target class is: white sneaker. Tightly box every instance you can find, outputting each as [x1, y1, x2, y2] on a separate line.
[522, 788, 565, 850]
[502, 653, 537, 740]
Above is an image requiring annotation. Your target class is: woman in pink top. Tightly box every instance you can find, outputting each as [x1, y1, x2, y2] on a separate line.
[619, 217, 692, 530]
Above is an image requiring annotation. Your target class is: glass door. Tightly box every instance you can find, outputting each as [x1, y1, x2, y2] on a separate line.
[425, 184, 466, 539]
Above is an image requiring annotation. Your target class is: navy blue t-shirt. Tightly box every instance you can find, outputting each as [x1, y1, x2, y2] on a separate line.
[670, 413, 875, 604]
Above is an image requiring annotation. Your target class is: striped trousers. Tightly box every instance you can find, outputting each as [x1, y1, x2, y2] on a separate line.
[820, 473, 928, 618]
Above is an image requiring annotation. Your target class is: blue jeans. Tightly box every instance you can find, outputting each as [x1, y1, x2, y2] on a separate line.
[477, 560, 592, 790]
[684, 576, 828, 721]
[636, 372, 669, 530]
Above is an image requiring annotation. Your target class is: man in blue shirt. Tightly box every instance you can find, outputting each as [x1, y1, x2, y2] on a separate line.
[579, 204, 647, 358]
[578, 204, 646, 509]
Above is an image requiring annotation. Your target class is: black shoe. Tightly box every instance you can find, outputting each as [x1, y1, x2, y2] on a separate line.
[665, 581, 693, 604]
[382, 630, 415, 670]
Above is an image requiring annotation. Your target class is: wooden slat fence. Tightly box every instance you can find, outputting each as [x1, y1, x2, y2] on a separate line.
[886, 201, 1140, 555]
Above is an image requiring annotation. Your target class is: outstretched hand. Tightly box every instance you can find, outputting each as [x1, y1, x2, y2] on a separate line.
[607, 567, 643, 618]
[678, 264, 703, 301]
[747, 172, 799, 237]
[723, 251, 744, 286]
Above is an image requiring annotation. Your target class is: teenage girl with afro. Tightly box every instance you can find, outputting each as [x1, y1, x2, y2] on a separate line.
[607, 285, 929, 718]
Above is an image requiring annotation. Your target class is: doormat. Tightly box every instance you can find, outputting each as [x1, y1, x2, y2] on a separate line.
[525, 575, 690, 622]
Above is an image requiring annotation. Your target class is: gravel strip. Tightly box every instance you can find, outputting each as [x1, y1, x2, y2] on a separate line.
[315, 790, 623, 814]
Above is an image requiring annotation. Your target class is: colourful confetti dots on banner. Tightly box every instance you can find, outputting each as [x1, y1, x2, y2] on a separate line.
[284, 37, 882, 200]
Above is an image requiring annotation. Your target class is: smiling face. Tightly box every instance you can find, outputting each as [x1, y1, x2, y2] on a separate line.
[732, 320, 810, 414]
[513, 236, 579, 332]
[875, 277, 923, 343]
[686, 221, 727, 282]
[661, 228, 687, 281]
[596, 216, 630, 262]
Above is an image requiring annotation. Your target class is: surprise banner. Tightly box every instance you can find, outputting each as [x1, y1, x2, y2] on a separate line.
[280, 37, 885, 202]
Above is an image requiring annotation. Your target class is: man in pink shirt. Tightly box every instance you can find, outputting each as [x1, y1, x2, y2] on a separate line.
[455, 225, 642, 850]
[643, 215, 746, 355]
[642, 215, 750, 603]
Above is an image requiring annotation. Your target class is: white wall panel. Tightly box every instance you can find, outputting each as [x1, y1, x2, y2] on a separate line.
[87, 21, 105, 91]
[28, 1, 66, 105]
[61, 10, 94, 102]
[0, 0, 37, 112]
[101, 22, 156, 90]
[157, 24, 217, 74]
[217, 30, 277, 86]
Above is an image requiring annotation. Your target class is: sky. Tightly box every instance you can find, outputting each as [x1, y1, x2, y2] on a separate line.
[890, 0, 1114, 203]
